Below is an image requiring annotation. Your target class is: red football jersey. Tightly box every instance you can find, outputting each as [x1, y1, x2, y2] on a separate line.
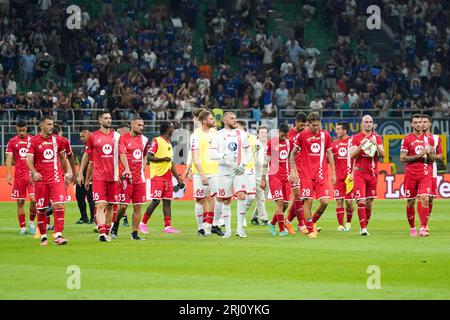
[331, 136, 352, 181]
[85, 129, 124, 182]
[294, 129, 332, 181]
[349, 132, 383, 177]
[266, 137, 290, 180]
[27, 134, 67, 183]
[119, 132, 149, 184]
[6, 134, 32, 180]
[287, 128, 302, 172]
[401, 133, 435, 177]
[60, 136, 73, 157]
[428, 133, 443, 178]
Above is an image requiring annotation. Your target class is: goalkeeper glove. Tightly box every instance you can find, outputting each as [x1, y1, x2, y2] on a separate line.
[234, 164, 246, 176]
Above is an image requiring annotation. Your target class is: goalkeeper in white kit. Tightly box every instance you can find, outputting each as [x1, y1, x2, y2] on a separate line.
[210, 112, 250, 238]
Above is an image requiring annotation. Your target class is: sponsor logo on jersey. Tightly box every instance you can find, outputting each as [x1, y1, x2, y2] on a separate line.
[133, 149, 142, 160]
[279, 149, 288, 160]
[415, 145, 424, 155]
[311, 143, 320, 153]
[103, 144, 112, 155]
[228, 142, 238, 152]
[43, 149, 54, 160]
[338, 147, 347, 157]
[19, 148, 28, 157]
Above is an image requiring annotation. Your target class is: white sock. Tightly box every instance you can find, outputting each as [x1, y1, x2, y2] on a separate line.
[213, 201, 222, 226]
[195, 202, 204, 230]
[237, 199, 247, 230]
[222, 203, 231, 233]
[245, 194, 255, 214]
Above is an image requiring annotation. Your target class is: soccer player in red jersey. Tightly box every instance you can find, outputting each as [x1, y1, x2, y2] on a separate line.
[331, 122, 354, 231]
[139, 121, 184, 234]
[349, 115, 385, 236]
[111, 118, 149, 240]
[400, 114, 435, 237]
[421, 114, 443, 229]
[261, 123, 292, 236]
[6, 120, 37, 235]
[290, 112, 336, 238]
[77, 111, 131, 242]
[26, 116, 73, 246]
[285, 112, 308, 234]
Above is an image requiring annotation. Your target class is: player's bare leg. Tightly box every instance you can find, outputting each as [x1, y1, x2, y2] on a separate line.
[336, 199, 346, 231]
[344, 199, 354, 231]
[17, 199, 27, 234]
[162, 199, 180, 233]
[140, 199, 160, 234]
[52, 203, 68, 245]
[427, 196, 434, 232]
[111, 204, 128, 238]
[406, 198, 417, 236]
[236, 191, 248, 238]
[356, 199, 369, 236]
[195, 197, 207, 236]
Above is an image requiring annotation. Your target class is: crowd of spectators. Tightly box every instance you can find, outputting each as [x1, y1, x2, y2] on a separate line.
[1, 0, 450, 129]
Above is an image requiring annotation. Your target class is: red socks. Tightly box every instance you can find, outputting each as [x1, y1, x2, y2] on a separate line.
[98, 224, 107, 234]
[105, 225, 111, 235]
[366, 207, 372, 226]
[37, 211, 47, 235]
[287, 201, 298, 223]
[357, 203, 367, 229]
[203, 212, 214, 224]
[407, 206, 415, 228]
[29, 208, 36, 222]
[419, 204, 430, 228]
[306, 219, 314, 233]
[275, 213, 285, 232]
[142, 213, 150, 224]
[18, 214, 26, 228]
[336, 208, 345, 226]
[112, 204, 118, 223]
[53, 208, 65, 233]
[164, 216, 172, 227]
[312, 211, 323, 223]
[271, 214, 277, 225]
[346, 207, 353, 223]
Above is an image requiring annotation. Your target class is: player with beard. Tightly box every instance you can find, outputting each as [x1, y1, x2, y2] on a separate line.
[331, 122, 354, 231]
[290, 112, 336, 238]
[111, 118, 149, 240]
[421, 114, 443, 232]
[401, 114, 435, 237]
[77, 111, 131, 242]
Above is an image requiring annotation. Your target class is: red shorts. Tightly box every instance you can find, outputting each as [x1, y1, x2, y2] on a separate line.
[403, 175, 432, 199]
[150, 178, 173, 200]
[269, 176, 291, 202]
[431, 177, 437, 197]
[92, 180, 120, 204]
[301, 179, 330, 200]
[119, 182, 147, 204]
[353, 170, 377, 200]
[11, 179, 34, 200]
[333, 179, 353, 200]
[34, 182, 66, 210]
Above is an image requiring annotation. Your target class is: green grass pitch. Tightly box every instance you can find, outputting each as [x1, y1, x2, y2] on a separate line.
[0, 199, 449, 300]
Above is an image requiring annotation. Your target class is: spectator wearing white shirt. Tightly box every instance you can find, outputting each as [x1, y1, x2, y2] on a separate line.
[86, 73, 100, 95]
[280, 56, 293, 76]
[347, 89, 359, 106]
[196, 74, 210, 95]
[309, 96, 325, 111]
[274, 82, 289, 110]
[304, 56, 316, 91]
